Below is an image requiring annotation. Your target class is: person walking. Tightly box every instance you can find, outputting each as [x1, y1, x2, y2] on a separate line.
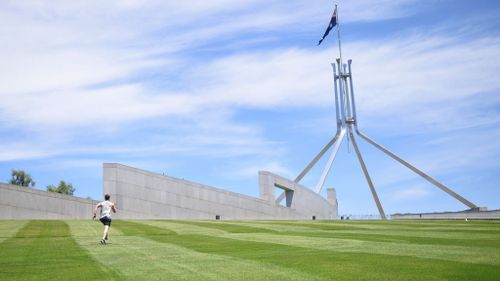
[93, 194, 116, 245]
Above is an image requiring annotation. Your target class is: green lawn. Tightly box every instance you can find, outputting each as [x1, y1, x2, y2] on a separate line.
[0, 220, 499, 280]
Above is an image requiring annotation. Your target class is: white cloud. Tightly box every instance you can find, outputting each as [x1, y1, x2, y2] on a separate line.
[339, 0, 421, 22]
[189, 48, 332, 108]
[4, 32, 498, 132]
[0, 144, 54, 162]
[392, 185, 431, 201]
[2, 84, 197, 128]
[233, 161, 293, 179]
[349, 36, 500, 115]
[0, 0, 441, 130]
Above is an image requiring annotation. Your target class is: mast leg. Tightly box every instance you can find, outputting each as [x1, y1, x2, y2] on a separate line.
[349, 129, 386, 219]
[315, 129, 346, 193]
[354, 127, 477, 209]
[295, 129, 343, 183]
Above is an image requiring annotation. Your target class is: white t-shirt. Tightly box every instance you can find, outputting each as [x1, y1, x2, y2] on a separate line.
[100, 201, 112, 218]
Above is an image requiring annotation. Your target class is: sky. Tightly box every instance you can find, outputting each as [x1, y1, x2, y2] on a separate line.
[1, 0, 499, 216]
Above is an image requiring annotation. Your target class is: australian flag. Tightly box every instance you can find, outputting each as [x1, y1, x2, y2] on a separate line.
[318, 7, 337, 45]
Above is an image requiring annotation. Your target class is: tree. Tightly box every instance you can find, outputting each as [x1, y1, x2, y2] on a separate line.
[47, 180, 75, 195]
[9, 169, 35, 187]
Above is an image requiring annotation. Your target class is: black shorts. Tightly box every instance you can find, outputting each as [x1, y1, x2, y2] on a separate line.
[100, 216, 112, 226]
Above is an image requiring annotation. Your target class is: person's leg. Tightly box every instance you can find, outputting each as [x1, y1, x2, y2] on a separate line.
[104, 219, 111, 240]
[102, 225, 109, 240]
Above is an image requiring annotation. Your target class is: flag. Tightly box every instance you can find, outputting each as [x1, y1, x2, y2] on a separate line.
[318, 7, 337, 45]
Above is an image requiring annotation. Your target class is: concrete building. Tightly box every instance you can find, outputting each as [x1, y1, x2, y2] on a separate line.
[0, 163, 337, 220]
[104, 163, 337, 220]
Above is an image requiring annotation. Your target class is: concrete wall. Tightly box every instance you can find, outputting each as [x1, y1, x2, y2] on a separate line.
[104, 163, 336, 219]
[392, 210, 500, 220]
[0, 183, 98, 219]
[326, 188, 338, 217]
[258, 171, 337, 219]
[0, 163, 336, 220]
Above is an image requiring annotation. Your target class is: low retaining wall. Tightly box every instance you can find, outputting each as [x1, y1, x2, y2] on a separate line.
[392, 209, 500, 220]
[0, 183, 97, 219]
[104, 163, 336, 219]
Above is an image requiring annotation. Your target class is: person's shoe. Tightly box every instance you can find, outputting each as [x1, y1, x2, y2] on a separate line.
[100, 239, 106, 245]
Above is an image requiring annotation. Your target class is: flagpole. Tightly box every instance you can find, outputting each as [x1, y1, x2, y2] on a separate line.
[335, 4, 343, 72]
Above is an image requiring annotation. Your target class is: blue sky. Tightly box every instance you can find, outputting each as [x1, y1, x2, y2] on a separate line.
[1, 0, 499, 216]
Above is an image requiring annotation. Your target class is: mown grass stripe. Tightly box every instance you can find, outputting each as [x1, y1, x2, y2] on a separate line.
[222, 232, 500, 266]
[269, 220, 500, 232]
[0, 220, 27, 242]
[302, 229, 500, 248]
[66, 219, 125, 239]
[135, 220, 228, 236]
[172, 220, 280, 234]
[0, 220, 119, 281]
[266, 220, 500, 235]
[134, 220, 500, 266]
[225, 220, 500, 248]
[67, 220, 325, 281]
[119, 220, 500, 281]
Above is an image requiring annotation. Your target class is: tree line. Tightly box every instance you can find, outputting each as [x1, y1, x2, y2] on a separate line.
[8, 169, 75, 195]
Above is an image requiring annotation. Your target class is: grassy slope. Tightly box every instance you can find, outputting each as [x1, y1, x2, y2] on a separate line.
[0, 220, 499, 280]
[0, 221, 118, 281]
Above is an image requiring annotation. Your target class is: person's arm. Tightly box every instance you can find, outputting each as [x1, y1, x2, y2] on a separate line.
[111, 202, 117, 213]
[93, 202, 102, 219]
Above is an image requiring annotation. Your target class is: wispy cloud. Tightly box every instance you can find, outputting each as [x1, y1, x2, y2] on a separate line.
[231, 161, 293, 179]
[2, 4, 499, 173]
[339, 0, 422, 22]
[0, 0, 441, 131]
[392, 184, 431, 201]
